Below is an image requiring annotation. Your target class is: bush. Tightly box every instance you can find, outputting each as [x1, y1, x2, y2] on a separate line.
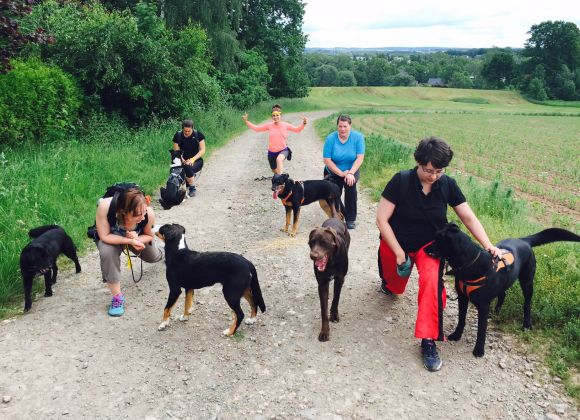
[0, 59, 81, 145]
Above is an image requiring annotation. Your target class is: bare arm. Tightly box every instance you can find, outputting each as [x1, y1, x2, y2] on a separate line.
[186, 140, 206, 164]
[376, 197, 407, 265]
[323, 157, 346, 177]
[242, 113, 269, 132]
[453, 202, 501, 257]
[95, 198, 144, 250]
[286, 117, 308, 133]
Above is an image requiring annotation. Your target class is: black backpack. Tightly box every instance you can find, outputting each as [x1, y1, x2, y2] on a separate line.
[87, 183, 145, 240]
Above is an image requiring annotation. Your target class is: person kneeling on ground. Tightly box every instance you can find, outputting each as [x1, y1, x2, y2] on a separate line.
[173, 119, 206, 197]
[95, 187, 164, 316]
[375, 136, 501, 372]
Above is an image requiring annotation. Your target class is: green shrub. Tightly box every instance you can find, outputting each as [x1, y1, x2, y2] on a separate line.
[0, 59, 81, 145]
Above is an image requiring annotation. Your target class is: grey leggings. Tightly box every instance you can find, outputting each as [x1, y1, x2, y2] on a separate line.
[97, 240, 164, 283]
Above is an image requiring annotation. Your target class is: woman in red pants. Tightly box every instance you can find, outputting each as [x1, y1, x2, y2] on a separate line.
[376, 136, 501, 372]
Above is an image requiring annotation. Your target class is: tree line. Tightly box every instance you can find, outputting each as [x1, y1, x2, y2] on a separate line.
[0, 0, 308, 145]
[304, 21, 580, 102]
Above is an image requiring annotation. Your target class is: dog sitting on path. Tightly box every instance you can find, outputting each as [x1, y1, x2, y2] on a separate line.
[425, 223, 580, 357]
[272, 173, 344, 237]
[159, 149, 187, 210]
[308, 218, 350, 341]
[20, 225, 81, 312]
[155, 223, 266, 335]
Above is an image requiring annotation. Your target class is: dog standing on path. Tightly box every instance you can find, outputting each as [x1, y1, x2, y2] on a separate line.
[155, 223, 266, 336]
[20, 225, 81, 312]
[425, 223, 580, 357]
[272, 173, 344, 237]
[308, 218, 350, 341]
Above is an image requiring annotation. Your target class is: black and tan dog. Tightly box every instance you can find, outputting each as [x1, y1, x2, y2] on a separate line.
[308, 218, 350, 341]
[425, 223, 580, 357]
[155, 223, 266, 335]
[272, 173, 344, 237]
[159, 149, 187, 210]
[20, 225, 81, 312]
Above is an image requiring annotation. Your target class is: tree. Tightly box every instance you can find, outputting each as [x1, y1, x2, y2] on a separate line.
[239, 0, 309, 97]
[481, 51, 515, 88]
[336, 70, 356, 87]
[0, 0, 52, 73]
[527, 77, 548, 101]
[314, 64, 338, 86]
[448, 71, 473, 89]
[523, 21, 580, 99]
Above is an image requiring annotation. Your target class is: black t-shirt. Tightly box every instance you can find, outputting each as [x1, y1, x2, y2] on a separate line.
[172, 130, 206, 159]
[381, 168, 466, 252]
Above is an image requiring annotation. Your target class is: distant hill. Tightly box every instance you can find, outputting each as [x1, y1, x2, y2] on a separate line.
[304, 47, 520, 56]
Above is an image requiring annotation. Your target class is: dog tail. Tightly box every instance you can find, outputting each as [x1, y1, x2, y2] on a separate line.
[328, 182, 346, 221]
[249, 263, 266, 313]
[520, 228, 580, 248]
[28, 225, 61, 238]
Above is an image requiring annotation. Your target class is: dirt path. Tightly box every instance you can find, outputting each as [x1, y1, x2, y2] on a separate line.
[1, 111, 577, 419]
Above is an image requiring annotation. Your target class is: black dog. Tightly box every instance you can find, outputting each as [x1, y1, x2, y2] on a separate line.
[159, 149, 187, 210]
[425, 223, 580, 357]
[308, 218, 350, 341]
[272, 173, 344, 237]
[155, 223, 266, 335]
[20, 225, 81, 312]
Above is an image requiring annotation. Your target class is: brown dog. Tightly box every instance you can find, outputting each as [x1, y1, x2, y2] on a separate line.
[308, 218, 350, 341]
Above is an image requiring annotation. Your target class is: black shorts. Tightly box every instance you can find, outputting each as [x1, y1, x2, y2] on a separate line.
[183, 158, 203, 178]
[267, 148, 289, 170]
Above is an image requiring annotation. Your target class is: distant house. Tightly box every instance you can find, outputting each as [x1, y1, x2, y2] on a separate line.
[427, 78, 446, 87]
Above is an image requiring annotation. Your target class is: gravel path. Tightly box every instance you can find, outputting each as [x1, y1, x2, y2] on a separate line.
[1, 111, 577, 419]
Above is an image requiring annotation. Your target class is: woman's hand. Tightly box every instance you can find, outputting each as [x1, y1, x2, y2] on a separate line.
[130, 238, 145, 251]
[125, 231, 139, 240]
[242, 113, 248, 122]
[395, 250, 407, 266]
[486, 245, 502, 258]
[344, 171, 356, 187]
[302, 116, 308, 125]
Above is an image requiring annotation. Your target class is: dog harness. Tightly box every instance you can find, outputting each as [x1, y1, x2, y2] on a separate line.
[457, 249, 515, 298]
[279, 181, 305, 206]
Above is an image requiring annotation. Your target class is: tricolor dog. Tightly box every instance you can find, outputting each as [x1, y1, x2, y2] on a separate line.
[155, 223, 266, 335]
[271, 173, 344, 237]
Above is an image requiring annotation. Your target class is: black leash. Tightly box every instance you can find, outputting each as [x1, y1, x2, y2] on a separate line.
[123, 245, 143, 284]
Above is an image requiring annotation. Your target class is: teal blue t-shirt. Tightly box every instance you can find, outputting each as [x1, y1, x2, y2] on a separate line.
[323, 130, 365, 172]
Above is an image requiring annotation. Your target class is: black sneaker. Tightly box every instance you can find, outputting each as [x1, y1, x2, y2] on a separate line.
[346, 221, 355, 230]
[421, 339, 442, 372]
[380, 281, 393, 295]
[187, 185, 197, 197]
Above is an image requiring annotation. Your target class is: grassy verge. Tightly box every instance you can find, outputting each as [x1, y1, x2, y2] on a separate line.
[315, 111, 580, 399]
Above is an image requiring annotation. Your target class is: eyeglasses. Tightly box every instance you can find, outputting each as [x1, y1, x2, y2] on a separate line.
[420, 165, 445, 176]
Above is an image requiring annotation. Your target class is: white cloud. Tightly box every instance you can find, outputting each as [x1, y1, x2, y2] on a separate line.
[303, 0, 580, 48]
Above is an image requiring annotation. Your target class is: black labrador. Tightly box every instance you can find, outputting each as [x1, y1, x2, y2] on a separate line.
[155, 223, 266, 336]
[272, 173, 344, 237]
[159, 149, 187, 210]
[20, 225, 81, 311]
[425, 223, 580, 357]
[308, 218, 350, 341]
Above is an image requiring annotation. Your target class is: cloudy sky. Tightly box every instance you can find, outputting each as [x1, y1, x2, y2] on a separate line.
[303, 0, 580, 49]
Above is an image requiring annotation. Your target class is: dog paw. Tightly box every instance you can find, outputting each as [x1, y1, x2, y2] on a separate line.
[158, 321, 170, 331]
[244, 317, 256, 325]
[280, 227, 288, 233]
[179, 315, 189, 322]
[44, 291, 53, 297]
[472, 347, 485, 357]
[223, 328, 234, 336]
[318, 331, 330, 342]
[330, 313, 339, 323]
[447, 332, 462, 341]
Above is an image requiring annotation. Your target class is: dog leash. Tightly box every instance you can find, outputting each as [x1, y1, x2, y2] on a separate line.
[123, 245, 144, 284]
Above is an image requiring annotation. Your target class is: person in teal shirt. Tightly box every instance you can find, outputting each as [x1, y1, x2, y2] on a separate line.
[323, 114, 365, 229]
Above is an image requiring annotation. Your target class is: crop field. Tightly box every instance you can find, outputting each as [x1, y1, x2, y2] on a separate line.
[356, 112, 579, 226]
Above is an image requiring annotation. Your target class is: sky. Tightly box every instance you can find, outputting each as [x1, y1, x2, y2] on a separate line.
[303, 0, 580, 49]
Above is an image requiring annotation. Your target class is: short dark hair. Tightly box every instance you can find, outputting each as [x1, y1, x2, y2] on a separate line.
[272, 104, 282, 111]
[182, 119, 193, 129]
[413, 136, 454, 168]
[336, 114, 352, 125]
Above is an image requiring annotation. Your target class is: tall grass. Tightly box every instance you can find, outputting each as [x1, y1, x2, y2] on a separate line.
[315, 112, 580, 395]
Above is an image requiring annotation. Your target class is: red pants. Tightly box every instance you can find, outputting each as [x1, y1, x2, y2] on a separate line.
[378, 240, 447, 341]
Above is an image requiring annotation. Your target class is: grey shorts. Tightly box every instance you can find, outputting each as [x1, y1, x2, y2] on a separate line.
[97, 240, 164, 283]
